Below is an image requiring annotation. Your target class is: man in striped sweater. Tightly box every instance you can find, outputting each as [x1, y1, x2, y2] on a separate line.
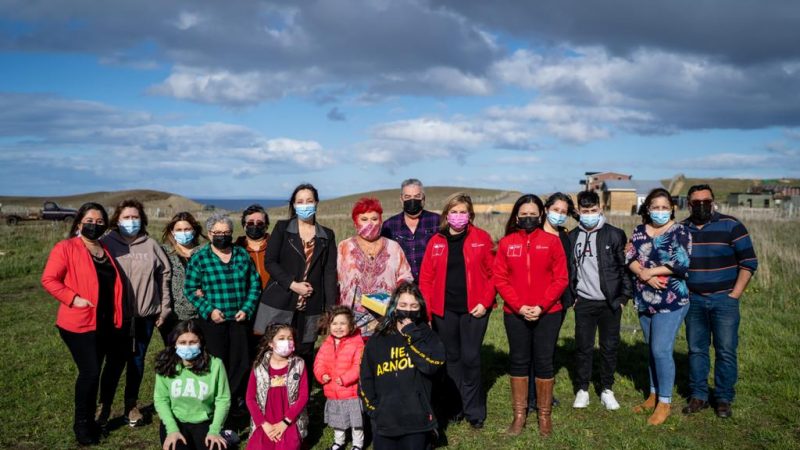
[680, 184, 758, 419]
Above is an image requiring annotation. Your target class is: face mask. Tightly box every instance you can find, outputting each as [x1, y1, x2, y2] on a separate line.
[80, 223, 107, 241]
[547, 211, 567, 227]
[690, 202, 713, 224]
[517, 216, 540, 232]
[395, 309, 422, 323]
[403, 199, 423, 216]
[294, 204, 316, 221]
[118, 219, 141, 237]
[357, 222, 381, 241]
[650, 210, 672, 226]
[245, 224, 267, 240]
[447, 212, 470, 231]
[580, 213, 601, 229]
[273, 339, 295, 357]
[175, 344, 201, 361]
[212, 234, 233, 250]
[173, 230, 194, 245]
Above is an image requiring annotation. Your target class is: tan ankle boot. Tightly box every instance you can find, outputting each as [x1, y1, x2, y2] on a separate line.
[632, 393, 657, 413]
[506, 376, 528, 436]
[535, 378, 554, 437]
[647, 402, 671, 425]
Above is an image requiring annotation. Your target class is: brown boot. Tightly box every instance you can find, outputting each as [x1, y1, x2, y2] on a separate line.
[647, 402, 671, 425]
[506, 376, 528, 436]
[535, 378, 554, 437]
[632, 393, 657, 413]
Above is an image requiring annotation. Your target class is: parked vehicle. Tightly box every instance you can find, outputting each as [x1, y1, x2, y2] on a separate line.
[1, 202, 78, 225]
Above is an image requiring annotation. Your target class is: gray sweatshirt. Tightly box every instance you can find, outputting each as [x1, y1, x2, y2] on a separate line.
[102, 230, 172, 320]
[574, 216, 606, 301]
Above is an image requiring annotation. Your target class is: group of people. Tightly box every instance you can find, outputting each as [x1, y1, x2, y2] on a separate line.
[41, 179, 757, 449]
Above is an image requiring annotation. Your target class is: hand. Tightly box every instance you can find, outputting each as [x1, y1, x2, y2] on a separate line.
[638, 268, 653, 282]
[290, 281, 313, 297]
[155, 316, 165, 328]
[261, 422, 274, 436]
[267, 421, 288, 442]
[470, 304, 487, 318]
[163, 432, 186, 450]
[335, 377, 343, 386]
[211, 309, 225, 323]
[728, 292, 741, 300]
[625, 242, 634, 254]
[529, 306, 543, 321]
[398, 318, 413, 329]
[71, 296, 94, 308]
[234, 311, 247, 322]
[205, 434, 228, 450]
[646, 277, 667, 290]
[195, 289, 204, 297]
[321, 374, 331, 384]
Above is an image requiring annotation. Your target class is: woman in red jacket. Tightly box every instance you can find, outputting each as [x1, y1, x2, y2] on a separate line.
[419, 192, 495, 430]
[41, 202, 126, 446]
[494, 194, 568, 437]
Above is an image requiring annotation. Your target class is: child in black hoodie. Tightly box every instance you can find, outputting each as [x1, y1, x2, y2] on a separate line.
[359, 281, 445, 450]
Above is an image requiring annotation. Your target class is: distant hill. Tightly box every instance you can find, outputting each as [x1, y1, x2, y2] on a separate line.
[0, 190, 204, 214]
[662, 177, 800, 199]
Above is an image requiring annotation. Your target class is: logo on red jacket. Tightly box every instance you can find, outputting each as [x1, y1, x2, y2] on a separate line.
[507, 244, 522, 257]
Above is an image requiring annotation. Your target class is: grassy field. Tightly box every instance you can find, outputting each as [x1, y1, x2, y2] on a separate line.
[1, 211, 799, 449]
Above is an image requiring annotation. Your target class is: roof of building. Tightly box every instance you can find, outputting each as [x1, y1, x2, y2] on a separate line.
[603, 179, 664, 193]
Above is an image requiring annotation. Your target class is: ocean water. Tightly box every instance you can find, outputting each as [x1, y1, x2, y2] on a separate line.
[191, 198, 286, 211]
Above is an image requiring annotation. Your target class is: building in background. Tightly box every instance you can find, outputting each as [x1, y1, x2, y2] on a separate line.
[580, 172, 632, 192]
[601, 180, 665, 215]
[727, 193, 774, 208]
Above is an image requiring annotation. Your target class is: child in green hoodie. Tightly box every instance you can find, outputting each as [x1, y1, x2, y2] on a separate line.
[154, 320, 231, 450]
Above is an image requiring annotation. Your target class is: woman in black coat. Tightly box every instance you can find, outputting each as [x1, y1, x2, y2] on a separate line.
[255, 183, 338, 362]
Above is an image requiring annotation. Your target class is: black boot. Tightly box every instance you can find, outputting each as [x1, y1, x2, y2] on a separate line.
[73, 419, 98, 446]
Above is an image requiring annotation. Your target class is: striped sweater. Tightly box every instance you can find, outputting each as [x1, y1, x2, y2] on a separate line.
[681, 212, 758, 295]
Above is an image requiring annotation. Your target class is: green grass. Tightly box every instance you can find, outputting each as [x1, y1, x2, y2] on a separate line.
[1, 214, 799, 449]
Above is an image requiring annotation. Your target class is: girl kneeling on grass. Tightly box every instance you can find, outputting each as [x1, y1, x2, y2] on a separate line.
[246, 324, 309, 450]
[359, 281, 446, 450]
[314, 306, 366, 450]
[154, 319, 231, 450]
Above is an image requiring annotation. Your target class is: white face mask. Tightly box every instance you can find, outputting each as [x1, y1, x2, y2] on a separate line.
[273, 339, 295, 357]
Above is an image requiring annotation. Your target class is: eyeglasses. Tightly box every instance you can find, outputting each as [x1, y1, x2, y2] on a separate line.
[245, 221, 266, 227]
[209, 231, 232, 237]
[689, 200, 713, 207]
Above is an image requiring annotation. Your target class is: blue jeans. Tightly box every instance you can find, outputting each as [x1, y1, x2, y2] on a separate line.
[685, 292, 740, 403]
[639, 305, 688, 403]
[125, 314, 157, 403]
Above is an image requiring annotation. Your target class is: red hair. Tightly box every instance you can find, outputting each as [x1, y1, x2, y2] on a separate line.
[351, 197, 383, 223]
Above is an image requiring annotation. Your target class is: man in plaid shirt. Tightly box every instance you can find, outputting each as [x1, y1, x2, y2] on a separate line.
[185, 213, 260, 414]
[381, 178, 440, 281]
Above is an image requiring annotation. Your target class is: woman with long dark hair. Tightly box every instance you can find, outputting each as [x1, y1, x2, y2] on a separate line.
[42, 202, 127, 445]
[494, 194, 568, 437]
[160, 212, 205, 337]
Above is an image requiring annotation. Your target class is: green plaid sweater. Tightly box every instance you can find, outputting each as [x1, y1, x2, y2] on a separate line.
[184, 244, 261, 320]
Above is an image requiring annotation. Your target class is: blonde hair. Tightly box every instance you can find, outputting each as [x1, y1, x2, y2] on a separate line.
[438, 192, 474, 232]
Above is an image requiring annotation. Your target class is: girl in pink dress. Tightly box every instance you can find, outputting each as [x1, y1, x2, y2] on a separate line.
[246, 324, 308, 450]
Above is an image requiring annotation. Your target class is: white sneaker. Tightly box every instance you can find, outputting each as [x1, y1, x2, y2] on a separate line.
[600, 389, 620, 410]
[573, 389, 590, 408]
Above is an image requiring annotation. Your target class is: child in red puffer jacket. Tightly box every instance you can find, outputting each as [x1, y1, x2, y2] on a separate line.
[314, 306, 365, 450]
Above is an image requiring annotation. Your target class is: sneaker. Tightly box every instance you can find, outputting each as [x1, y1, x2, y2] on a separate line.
[221, 429, 240, 446]
[600, 389, 621, 410]
[573, 390, 590, 408]
[126, 406, 144, 427]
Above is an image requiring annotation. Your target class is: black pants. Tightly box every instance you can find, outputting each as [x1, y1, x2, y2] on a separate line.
[504, 312, 562, 378]
[432, 310, 490, 422]
[528, 309, 566, 406]
[59, 326, 129, 424]
[200, 320, 250, 400]
[159, 420, 210, 450]
[372, 430, 431, 450]
[574, 300, 622, 391]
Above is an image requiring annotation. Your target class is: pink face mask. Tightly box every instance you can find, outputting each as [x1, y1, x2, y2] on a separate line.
[357, 221, 381, 241]
[447, 212, 470, 230]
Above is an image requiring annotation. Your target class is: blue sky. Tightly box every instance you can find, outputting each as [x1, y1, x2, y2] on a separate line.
[1, 0, 799, 199]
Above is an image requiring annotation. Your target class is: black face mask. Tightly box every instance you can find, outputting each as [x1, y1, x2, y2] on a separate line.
[80, 223, 107, 241]
[690, 202, 713, 224]
[245, 224, 267, 240]
[212, 235, 233, 250]
[403, 199, 423, 216]
[517, 216, 540, 233]
[395, 309, 423, 323]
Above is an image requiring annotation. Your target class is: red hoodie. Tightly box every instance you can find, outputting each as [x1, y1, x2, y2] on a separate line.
[41, 237, 125, 333]
[494, 229, 568, 315]
[419, 225, 496, 319]
[313, 331, 365, 400]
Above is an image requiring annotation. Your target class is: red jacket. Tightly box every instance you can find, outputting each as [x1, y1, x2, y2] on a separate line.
[494, 229, 568, 315]
[313, 331, 365, 400]
[419, 225, 496, 319]
[41, 237, 125, 333]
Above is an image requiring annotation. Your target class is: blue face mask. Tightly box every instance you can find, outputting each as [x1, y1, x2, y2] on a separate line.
[175, 344, 201, 361]
[173, 230, 194, 245]
[547, 211, 567, 227]
[294, 204, 316, 220]
[119, 219, 141, 236]
[579, 213, 601, 229]
[649, 210, 672, 226]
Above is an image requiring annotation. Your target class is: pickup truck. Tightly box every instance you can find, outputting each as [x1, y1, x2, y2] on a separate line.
[1, 201, 78, 225]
